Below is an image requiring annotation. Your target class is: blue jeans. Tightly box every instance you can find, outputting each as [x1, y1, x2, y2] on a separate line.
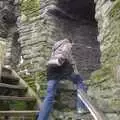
[37, 74, 87, 120]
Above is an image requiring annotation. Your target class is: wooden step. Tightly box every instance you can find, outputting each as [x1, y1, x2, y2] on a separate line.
[1, 66, 19, 85]
[0, 110, 39, 116]
[0, 99, 37, 111]
[0, 116, 36, 120]
[0, 83, 27, 90]
[0, 111, 39, 120]
[0, 96, 36, 101]
[1, 73, 19, 85]
[2, 66, 12, 74]
[0, 83, 27, 96]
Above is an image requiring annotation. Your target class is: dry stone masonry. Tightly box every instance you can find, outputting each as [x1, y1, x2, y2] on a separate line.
[0, 0, 120, 119]
[18, 0, 101, 119]
[88, 0, 120, 119]
[18, 0, 120, 119]
[0, 0, 20, 67]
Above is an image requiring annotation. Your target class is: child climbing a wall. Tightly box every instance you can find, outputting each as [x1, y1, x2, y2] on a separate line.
[37, 38, 87, 120]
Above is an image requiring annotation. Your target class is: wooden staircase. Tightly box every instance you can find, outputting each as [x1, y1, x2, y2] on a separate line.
[0, 66, 40, 120]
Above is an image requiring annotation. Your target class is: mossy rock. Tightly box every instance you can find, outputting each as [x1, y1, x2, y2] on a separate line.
[0, 100, 36, 111]
[21, 0, 40, 16]
[22, 70, 47, 98]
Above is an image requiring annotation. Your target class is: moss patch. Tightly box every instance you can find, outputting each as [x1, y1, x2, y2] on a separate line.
[34, 71, 47, 98]
[0, 100, 36, 111]
[22, 70, 47, 99]
[20, 0, 40, 22]
[90, 0, 120, 86]
[109, 0, 120, 19]
[21, 0, 40, 16]
[110, 98, 120, 110]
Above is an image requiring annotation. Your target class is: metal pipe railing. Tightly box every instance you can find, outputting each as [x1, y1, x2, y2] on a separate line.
[77, 89, 108, 120]
[71, 54, 108, 120]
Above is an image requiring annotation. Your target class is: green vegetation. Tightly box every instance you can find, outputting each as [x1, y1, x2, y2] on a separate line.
[90, 0, 120, 88]
[9, 101, 27, 110]
[0, 101, 36, 111]
[21, 0, 40, 17]
[109, 0, 120, 19]
[110, 98, 120, 110]
[23, 70, 47, 98]
[34, 71, 47, 98]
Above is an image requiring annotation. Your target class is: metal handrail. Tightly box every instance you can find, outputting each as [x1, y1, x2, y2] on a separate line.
[71, 54, 108, 120]
[77, 89, 108, 120]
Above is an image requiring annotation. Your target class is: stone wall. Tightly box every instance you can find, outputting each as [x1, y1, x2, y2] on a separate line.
[18, 0, 100, 83]
[0, 0, 20, 67]
[1, 0, 120, 119]
[18, 0, 101, 119]
[87, 0, 120, 119]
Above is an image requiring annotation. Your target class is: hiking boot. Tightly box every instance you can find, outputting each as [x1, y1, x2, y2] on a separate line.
[47, 38, 72, 66]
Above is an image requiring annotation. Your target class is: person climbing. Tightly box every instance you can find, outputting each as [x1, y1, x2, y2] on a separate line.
[37, 38, 88, 120]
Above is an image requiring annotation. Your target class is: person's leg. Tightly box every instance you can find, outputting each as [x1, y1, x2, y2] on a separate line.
[70, 73, 87, 91]
[37, 79, 59, 120]
[70, 73, 88, 113]
[37, 39, 73, 120]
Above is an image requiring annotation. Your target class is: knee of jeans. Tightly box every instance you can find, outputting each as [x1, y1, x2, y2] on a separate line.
[47, 87, 55, 94]
[46, 88, 56, 100]
[47, 82, 57, 96]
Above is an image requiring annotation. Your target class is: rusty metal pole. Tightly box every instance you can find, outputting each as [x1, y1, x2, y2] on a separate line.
[0, 40, 6, 82]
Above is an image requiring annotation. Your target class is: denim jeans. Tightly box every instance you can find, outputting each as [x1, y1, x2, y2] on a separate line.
[37, 74, 87, 120]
